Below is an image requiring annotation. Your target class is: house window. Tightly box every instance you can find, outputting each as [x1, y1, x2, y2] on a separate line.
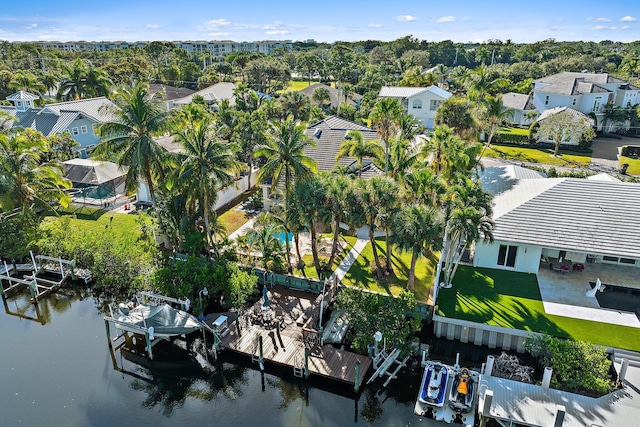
[71, 127, 79, 136]
[430, 100, 440, 111]
[603, 256, 618, 262]
[545, 96, 549, 106]
[497, 245, 518, 268]
[412, 99, 422, 109]
[80, 125, 88, 134]
[592, 97, 602, 112]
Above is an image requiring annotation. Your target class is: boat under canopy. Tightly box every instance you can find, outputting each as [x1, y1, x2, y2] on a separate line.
[116, 303, 202, 337]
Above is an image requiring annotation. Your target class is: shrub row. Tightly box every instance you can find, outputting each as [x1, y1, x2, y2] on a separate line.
[621, 145, 640, 157]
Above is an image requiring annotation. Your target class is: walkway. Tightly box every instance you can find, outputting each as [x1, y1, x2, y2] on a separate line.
[328, 238, 367, 283]
[228, 217, 257, 241]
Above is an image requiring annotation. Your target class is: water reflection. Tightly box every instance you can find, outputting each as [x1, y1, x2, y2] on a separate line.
[1, 284, 88, 324]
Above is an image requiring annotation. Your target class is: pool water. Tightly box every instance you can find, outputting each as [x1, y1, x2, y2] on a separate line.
[273, 231, 294, 245]
[79, 186, 114, 200]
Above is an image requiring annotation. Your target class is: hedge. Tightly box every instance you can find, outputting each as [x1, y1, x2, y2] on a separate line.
[621, 145, 640, 157]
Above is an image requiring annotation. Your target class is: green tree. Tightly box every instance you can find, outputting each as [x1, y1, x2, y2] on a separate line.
[434, 96, 478, 139]
[369, 98, 403, 175]
[391, 203, 443, 291]
[8, 71, 45, 96]
[57, 58, 89, 100]
[96, 83, 170, 203]
[534, 110, 596, 156]
[336, 130, 383, 177]
[296, 53, 322, 86]
[294, 176, 328, 276]
[173, 113, 237, 250]
[478, 94, 514, 158]
[279, 91, 310, 121]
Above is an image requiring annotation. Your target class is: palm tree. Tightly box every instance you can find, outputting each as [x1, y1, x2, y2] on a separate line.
[420, 125, 480, 184]
[478, 94, 513, 159]
[312, 86, 330, 108]
[294, 176, 328, 276]
[173, 114, 237, 250]
[96, 83, 170, 204]
[323, 174, 350, 267]
[9, 71, 45, 96]
[369, 176, 399, 274]
[0, 130, 71, 212]
[391, 204, 443, 291]
[57, 58, 89, 101]
[84, 65, 113, 98]
[467, 64, 510, 104]
[254, 116, 317, 270]
[440, 179, 494, 288]
[279, 91, 310, 121]
[369, 98, 403, 176]
[336, 130, 383, 177]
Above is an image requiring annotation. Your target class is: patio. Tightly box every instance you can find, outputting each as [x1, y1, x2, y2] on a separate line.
[537, 262, 640, 328]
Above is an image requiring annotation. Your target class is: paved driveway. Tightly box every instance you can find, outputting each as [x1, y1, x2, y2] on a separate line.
[590, 135, 639, 170]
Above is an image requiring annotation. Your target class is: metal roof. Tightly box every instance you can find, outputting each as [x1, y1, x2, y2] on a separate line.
[378, 85, 452, 100]
[478, 362, 640, 427]
[41, 97, 118, 122]
[491, 177, 640, 259]
[63, 159, 127, 185]
[7, 90, 40, 101]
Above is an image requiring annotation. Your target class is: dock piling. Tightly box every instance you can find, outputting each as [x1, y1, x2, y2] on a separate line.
[259, 335, 264, 370]
[354, 360, 361, 393]
[304, 347, 310, 379]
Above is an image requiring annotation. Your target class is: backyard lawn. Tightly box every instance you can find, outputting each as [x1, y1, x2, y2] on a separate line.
[484, 145, 592, 167]
[436, 266, 640, 352]
[619, 155, 640, 176]
[217, 189, 258, 236]
[281, 80, 325, 92]
[341, 238, 437, 303]
[292, 235, 358, 280]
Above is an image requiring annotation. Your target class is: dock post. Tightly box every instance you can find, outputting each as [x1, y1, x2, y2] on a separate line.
[354, 360, 361, 393]
[259, 335, 264, 371]
[70, 259, 76, 280]
[28, 280, 38, 303]
[145, 330, 154, 360]
[304, 347, 310, 379]
[104, 319, 111, 342]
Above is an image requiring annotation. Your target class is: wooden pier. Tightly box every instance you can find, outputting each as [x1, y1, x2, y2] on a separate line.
[214, 283, 372, 390]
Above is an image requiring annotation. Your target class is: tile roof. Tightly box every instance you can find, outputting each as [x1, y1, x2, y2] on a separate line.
[491, 177, 640, 259]
[173, 82, 237, 106]
[534, 72, 627, 96]
[501, 92, 536, 111]
[477, 165, 546, 196]
[304, 116, 381, 172]
[149, 84, 196, 101]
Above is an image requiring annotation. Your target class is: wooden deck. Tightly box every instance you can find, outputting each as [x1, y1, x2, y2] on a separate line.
[219, 321, 371, 387]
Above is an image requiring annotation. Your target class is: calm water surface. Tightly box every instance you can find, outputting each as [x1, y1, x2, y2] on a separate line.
[0, 287, 445, 427]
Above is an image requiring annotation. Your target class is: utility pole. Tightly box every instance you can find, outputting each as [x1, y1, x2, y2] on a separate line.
[490, 49, 496, 66]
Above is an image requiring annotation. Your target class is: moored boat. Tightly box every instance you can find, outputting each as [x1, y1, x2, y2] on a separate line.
[448, 367, 476, 413]
[114, 301, 202, 338]
[418, 361, 450, 407]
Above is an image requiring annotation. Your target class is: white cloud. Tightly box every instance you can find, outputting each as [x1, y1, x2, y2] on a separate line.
[395, 15, 419, 22]
[26, 23, 37, 29]
[460, 17, 470, 22]
[622, 25, 630, 29]
[587, 17, 612, 22]
[591, 25, 617, 30]
[204, 18, 232, 30]
[265, 30, 289, 35]
[620, 16, 637, 22]
[146, 24, 160, 29]
[368, 23, 383, 28]
[208, 32, 230, 37]
[432, 16, 456, 23]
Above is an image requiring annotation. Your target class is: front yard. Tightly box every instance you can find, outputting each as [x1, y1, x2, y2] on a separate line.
[619, 155, 640, 176]
[341, 238, 437, 303]
[484, 145, 592, 167]
[436, 266, 640, 352]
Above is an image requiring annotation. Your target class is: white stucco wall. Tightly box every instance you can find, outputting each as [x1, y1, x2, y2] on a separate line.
[406, 92, 447, 129]
[473, 240, 543, 274]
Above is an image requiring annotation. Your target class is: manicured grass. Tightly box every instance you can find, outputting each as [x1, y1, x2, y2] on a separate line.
[217, 189, 258, 236]
[484, 145, 592, 167]
[619, 156, 640, 176]
[436, 266, 640, 352]
[341, 237, 437, 303]
[497, 127, 529, 137]
[292, 235, 358, 279]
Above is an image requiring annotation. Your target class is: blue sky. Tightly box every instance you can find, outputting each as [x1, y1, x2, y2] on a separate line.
[1, 0, 639, 44]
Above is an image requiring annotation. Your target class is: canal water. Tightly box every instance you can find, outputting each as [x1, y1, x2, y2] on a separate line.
[0, 286, 454, 427]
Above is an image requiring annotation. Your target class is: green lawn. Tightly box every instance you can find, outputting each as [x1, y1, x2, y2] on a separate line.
[497, 127, 529, 137]
[436, 266, 640, 352]
[485, 145, 592, 167]
[292, 235, 358, 280]
[619, 156, 640, 176]
[217, 189, 258, 236]
[341, 238, 437, 303]
[281, 80, 325, 92]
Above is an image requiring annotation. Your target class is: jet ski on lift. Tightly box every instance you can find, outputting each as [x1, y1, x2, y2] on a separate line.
[449, 367, 475, 413]
[418, 362, 450, 407]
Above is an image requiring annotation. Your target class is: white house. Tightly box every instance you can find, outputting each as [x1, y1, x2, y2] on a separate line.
[532, 72, 639, 131]
[501, 92, 537, 127]
[473, 171, 640, 275]
[0, 91, 118, 155]
[171, 82, 237, 110]
[378, 85, 452, 129]
[534, 106, 595, 146]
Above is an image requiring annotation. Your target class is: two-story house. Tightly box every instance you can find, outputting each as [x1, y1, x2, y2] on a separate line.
[531, 72, 639, 131]
[0, 91, 118, 156]
[378, 85, 452, 129]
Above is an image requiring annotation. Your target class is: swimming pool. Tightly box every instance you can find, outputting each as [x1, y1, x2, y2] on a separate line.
[592, 282, 640, 314]
[78, 186, 114, 200]
[273, 232, 294, 245]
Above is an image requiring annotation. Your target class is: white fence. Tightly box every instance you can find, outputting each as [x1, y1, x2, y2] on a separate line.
[213, 167, 260, 210]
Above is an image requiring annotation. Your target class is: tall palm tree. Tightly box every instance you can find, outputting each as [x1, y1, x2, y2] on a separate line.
[294, 176, 328, 276]
[467, 64, 510, 104]
[0, 131, 71, 212]
[336, 130, 383, 177]
[173, 115, 237, 250]
[279, 91, 310, 121]
[57, 58, 89, 101]
[96, 83, 170, 204]
[369, 176, 399, 274]
[420, 125, 480, 184]
[391, 204, 443, 291]
[254, 116, 317, 270]
[84, 65, 113, 98]
[478, 94, 513, 159]
[9, 71, 45, 96]
[369, 98, 403, 175]
[323, 174, 350, 267]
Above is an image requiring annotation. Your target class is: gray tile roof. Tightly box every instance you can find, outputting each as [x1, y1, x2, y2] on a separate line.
[174, 82, 237, 106]
[501, 92, 536, 111]
[478, 165, 546, 196]
[305, 116, 381, 172]
[534, 72, 627, 96]
[491, 177, 640, 259]
[536, 106, 594, 125]
[149, 84, 196, 101]
[297, 83, 362, 108]
[379, 85, 452, 100]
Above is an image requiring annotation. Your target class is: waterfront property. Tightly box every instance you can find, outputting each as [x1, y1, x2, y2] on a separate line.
[63, 158, 127, 206]
[214, 282, 372, 390]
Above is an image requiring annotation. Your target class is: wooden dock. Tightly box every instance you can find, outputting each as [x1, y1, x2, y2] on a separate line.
[219, 321, 371, 387]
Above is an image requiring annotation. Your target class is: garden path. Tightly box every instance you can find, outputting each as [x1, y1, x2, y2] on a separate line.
[329, 238, 368, 283]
